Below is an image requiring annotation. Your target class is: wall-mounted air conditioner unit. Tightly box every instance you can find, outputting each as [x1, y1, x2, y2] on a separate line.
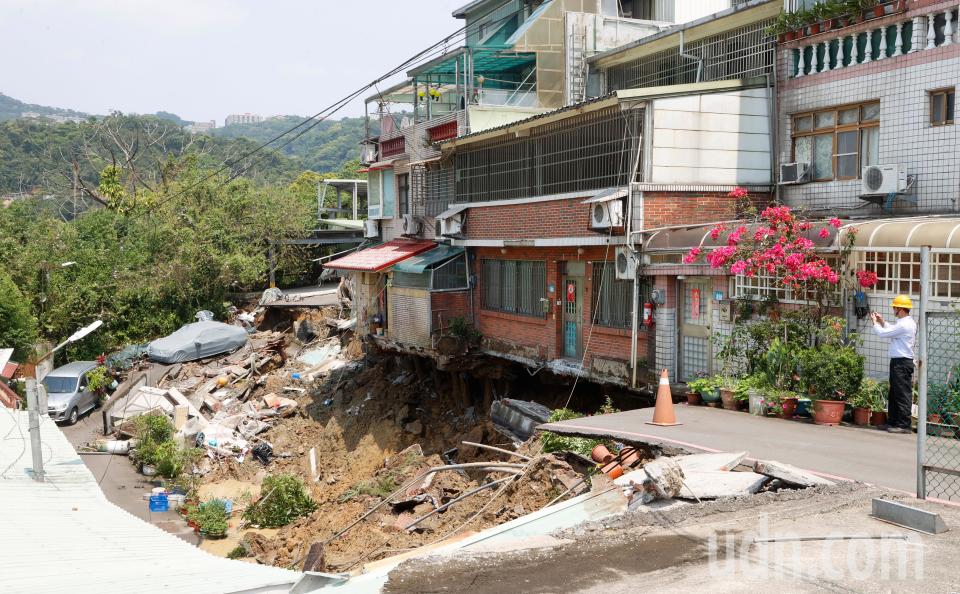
[615, 246, 637, 280]
[363, 219, 379, 239]
[360, 143, 377, 165]
[401, 214, 421, 236]
[862, 164, 908, 195]
[779, 162, 811, 185]
[438, 214, 463, 237]
[590, 199, 624, 230]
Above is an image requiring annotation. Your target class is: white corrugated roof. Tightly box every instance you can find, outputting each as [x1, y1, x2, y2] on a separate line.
[0, 410, 301, 594]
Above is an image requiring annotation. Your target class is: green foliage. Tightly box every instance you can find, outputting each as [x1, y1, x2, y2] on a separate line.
[0, 92, 88, 122]
[226, 544, 248, 559]
[850, 377, 888, 411]
[798, 345, 864, 401]
[734, 374, 767, 402]
[541, 398, 620, 457]
[130, 413, 197, 478]
[340, 474, 400, 502]
[0, 267, 37, 360]
[85, 365, 111, 401]
[449, 316, 481, 342]
[687, 375, 717, 394]
[190, 499, 229, 536]
[134, 413, 174, 444]
[243, 474, 317, 528]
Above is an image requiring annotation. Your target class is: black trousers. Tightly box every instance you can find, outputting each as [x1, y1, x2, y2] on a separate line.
[888, 358, 914, 429]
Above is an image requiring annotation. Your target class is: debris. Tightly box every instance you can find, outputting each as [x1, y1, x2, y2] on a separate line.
[675, 451, 749, 474]
[297, 339, 341, 367]
[753, 459, 834, 488]
[252, 443, 273, 466]
[870, 498, 949, 534]
[491, 398, 552, 442]
[302, 542, 326, 572]
[679, 471, 769, 499]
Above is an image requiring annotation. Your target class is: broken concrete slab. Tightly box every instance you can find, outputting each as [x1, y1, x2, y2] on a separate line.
[643, 458, 684, 499]
[679, 471, 769, 500]
[675, 451, 748, 474]
[753, 459, 834, 488]
[492, 399, 552, 442]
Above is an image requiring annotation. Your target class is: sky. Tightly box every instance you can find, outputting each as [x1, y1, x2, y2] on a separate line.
[0, 0, 467, 123]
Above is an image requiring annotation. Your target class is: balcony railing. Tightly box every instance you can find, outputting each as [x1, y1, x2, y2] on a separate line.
[789, 4, 958, 78]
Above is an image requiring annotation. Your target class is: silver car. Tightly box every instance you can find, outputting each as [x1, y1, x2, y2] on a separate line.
[44, 361, 98, 425]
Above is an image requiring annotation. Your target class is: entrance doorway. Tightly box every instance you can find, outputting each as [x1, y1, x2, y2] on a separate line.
[562, 262, 585, 359]
[678, 277, 712, 381]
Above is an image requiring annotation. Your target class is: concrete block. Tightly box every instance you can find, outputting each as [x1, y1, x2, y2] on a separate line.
[679, 471, 769, 500]
[753, 460, 834, 488]
[643, 458, 685, 499]
[675, 451, 749, 474]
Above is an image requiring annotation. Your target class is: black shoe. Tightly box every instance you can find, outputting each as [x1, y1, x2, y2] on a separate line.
[887, 427, 911, 434]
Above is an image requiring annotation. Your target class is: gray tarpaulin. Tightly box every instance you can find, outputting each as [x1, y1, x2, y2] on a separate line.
[147, 321, 248, 364]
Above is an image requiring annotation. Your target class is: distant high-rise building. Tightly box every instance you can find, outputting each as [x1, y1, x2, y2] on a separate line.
[225, 113, 264, 126]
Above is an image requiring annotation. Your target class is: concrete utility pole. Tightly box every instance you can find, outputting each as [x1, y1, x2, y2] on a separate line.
[25, 320, 103, 482]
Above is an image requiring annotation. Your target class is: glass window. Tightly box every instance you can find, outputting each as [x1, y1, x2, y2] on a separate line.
[839, 108, 858, 125]
[836, 130, 859, 178]
[43, 376, 78, 393]
[794, 136, 811, 165]
[794, 115, 813, 132]
[815, 111, 836, 129]
[812, 134, 833, 180]
[861, 102, 880, 121]
[397, 174, 409, 216]
[482, 259, 546, 318]
[931, 89, 956, 126]
[861, 126, 879, 167]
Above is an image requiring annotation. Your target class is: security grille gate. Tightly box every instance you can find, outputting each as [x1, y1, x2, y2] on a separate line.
[920, 310, 960, 501]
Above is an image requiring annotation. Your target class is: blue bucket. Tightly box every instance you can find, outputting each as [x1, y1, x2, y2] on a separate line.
[149, 494, 169, 512]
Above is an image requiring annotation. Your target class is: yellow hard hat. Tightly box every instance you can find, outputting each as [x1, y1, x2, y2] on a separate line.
[891, 295, 913, 309]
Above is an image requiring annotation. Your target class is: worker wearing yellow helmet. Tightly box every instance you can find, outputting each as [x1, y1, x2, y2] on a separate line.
[870, 295, 916, 434]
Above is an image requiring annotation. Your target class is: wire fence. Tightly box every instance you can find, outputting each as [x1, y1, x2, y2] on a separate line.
[921, 310, 960, 501]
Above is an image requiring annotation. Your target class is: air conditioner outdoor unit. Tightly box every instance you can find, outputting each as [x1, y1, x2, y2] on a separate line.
[401, 214, 421, 236]
[363, 219, 379, 239]
[360, 143, 377, 165]
[591, 199, 624, 229]
[615, 246, 637, 280]
[779, 162, 811, 185]
[862, 164, 908, 195]
[439, 214, 463, 237]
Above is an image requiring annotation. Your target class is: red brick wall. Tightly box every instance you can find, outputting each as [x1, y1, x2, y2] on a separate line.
[642, 191, 771, 230]
[431, 290, 471, 333]
[472, 246, 649, 373]
[465, 197, 608, 240]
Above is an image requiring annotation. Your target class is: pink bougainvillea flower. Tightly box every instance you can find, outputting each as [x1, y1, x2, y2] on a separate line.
[730, 260, 748, 275]
[818, 227, 830, 239]
[682, 247, 702, 264]
[856, 270, 879, 288]
[709, 224, 726, 240]
[728, 186, 749, 199]
[829, 217, 842, 229]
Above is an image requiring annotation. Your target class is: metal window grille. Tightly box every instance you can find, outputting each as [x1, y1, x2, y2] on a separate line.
[481, 259, 546, 317]
[432, 253, 469, 290]
[392, 271, 431, 289]
[591, 262, 646, 329]
[454, 107, 642, 203]
[425, 165, 455, 216]
[854, 251, 922, 296]
[734, 255, 841, 304]
[605, 19, 775, 92]
[932, 253, 960, 299]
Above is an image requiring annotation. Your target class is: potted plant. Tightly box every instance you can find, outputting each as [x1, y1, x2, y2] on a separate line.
[718, 376, 740, 410]
[812, 2, 832, 32]
[858, 0, 884, 18]
[848, 379, 877, 426]
[799, 344, 864, 426]
[686, 375, 715, 406]
[779, 391, 800, 418]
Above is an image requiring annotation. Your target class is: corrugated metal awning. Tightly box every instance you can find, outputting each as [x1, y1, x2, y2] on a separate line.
[436, 204, 470, 219]
[392, 245, 464, 274]
[839, 217, 960, 249]
[581, 187, 628, 204]
[325, 239, 436, 272]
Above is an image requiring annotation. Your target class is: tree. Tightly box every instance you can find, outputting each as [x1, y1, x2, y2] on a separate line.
[0, 267, 38, 360]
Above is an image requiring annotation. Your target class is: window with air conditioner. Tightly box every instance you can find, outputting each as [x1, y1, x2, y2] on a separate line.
[792, 101, 879, 182]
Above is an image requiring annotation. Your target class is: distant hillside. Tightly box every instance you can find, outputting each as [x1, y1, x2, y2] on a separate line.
[213, 115, 370, 174]
[0, 92, 89, 122]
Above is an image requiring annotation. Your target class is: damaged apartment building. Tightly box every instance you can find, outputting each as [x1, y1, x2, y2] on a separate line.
[325, 0, 782, 393]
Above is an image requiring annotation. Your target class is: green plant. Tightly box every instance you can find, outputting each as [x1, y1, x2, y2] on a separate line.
[340, 473, 400, 502]
[762, 338, 798, 391]
[191, 499, 229, 536]
[798, 345, 864, 401]
[540, 408, 603, 457]
[227, 544, 248, 559]
[687, 376, 717, 394]
[766, 11, 793, 35]
[133, 413, 174, 445]
[448, 316, 481, 343]
[243, 474, 317, 528]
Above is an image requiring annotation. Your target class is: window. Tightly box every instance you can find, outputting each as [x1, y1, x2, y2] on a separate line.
[792, 101, 880, 181]
[855, 251, 921, 296]
[481, 259, 546, 317]
[397, 173, 409, 216]
[931, 88, 955, 126]
[432, 253, 469, 291]
[734, 256, 841, 304]
[591, 262, 649, 329]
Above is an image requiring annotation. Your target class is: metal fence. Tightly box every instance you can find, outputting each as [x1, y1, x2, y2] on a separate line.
[605, 19, 775, 93]
[920, 310, 960, 501]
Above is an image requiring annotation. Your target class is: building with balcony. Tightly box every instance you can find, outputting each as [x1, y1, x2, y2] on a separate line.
[224, 113, 264, 126]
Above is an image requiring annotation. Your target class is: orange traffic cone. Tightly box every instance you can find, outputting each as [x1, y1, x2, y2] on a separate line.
[646, 369, 682, 426]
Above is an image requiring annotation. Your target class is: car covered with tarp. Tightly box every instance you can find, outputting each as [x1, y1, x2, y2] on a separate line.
[147, 321, 248, 364]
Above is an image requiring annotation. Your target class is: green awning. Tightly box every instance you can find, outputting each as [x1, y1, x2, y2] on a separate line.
[408, 48, 536, 85]
[392, 245, 464, 274]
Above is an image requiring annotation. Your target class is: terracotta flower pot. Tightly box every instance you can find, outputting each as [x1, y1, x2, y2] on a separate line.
[720, 389, 738, 411]
[852, 406, 871, 426]
[810, 23, 821, 35]
[591, 444, 614, 464]
[813, 399, 845, 426]
[780, 398, 798, 419]
[873, 6, 885, 18]
[687, 391, 703, 406]
[785, 30, 797, 42]
[928, 413, 943, 424]
[606, 465, 625, 480]
[870, 410, 888, 426]
[619, 447, 641, 467]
